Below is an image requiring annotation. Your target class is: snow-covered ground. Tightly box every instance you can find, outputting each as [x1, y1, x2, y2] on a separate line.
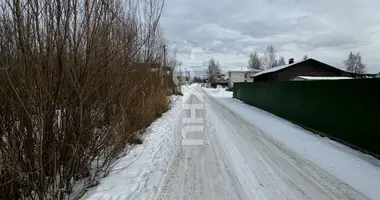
[155, 86, 241, 200]
[203, 86, 233, 98]
[83, 85, 380, 200]
[82, 95, 184, 200]
[82, 85, 196, 200]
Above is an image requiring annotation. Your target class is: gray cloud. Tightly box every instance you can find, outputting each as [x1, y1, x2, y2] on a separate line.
[162, 0, 380, 73]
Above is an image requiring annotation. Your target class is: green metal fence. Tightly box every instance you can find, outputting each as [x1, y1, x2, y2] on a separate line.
[233, 79, 380, 155]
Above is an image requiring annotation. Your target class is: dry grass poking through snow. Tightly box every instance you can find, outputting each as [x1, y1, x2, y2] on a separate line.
[0, 0, 174, 199]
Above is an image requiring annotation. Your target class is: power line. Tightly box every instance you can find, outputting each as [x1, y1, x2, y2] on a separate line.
[176, 52, 191, 59]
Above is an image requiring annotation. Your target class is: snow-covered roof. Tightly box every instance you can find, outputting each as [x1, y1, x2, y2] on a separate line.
[293, 76, 353, 80]
[253, 59, 307, 77]
[228, 68, 263, 73]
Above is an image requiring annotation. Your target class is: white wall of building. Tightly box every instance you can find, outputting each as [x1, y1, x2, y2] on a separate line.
[228, 71, 255, 88]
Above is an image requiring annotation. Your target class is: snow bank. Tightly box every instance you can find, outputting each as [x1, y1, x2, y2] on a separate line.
[82, 95, 183, 200]
[181, 84, 193, 97]
[203, 87, 233, 98]
[205, 89, 380, 200]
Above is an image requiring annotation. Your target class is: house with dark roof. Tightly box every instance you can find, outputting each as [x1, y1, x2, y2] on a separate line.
[252, 58, 375, 82]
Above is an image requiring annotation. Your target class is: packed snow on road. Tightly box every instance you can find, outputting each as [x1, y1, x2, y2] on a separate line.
[83, 85, 380, 200]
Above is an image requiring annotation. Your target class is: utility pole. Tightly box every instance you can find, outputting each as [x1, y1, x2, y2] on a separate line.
[179, 62, 183, 93]
[163, 44, 166, 69]
[161, 44, 166, 88]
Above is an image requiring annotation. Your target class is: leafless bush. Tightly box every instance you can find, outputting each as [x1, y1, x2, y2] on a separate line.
[0, 0, 170, 199]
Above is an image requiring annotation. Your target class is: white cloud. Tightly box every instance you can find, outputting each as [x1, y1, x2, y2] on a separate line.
[162, 0, 380, 73]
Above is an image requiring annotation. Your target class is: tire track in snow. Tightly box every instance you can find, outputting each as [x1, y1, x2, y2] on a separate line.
[155, 91, 240, 200]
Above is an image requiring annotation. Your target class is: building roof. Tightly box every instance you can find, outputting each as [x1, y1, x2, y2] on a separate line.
[229, 68, 263, 73]
[252, 58, 347, 77]
[253, 62, 298, 77]
[293, 76, 353, 81]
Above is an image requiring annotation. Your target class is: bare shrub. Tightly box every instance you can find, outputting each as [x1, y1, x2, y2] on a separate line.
[0, 0, 171, 199]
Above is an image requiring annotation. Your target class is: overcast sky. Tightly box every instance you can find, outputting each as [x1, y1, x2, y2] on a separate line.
[161, 0, 380, 74]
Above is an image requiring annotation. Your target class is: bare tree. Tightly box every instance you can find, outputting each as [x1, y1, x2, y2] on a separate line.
[0, 0, 169, 199]
[303, 54, 309, 60]
[166, 47, 182, 94]
[248, 52, 262, 70]
[263, 45, 277, 69]
[278, 56, 286, 65]
[344, 52, 366, 74]
[273, 59, 279, 67]
[206, 58, 221, 82]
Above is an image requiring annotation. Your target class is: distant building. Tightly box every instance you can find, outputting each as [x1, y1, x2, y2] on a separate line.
[228, 69, 262, 88]
[212, 73, 225, 81]
[252, 58, 374, 82]
[211, 73, 228, 88]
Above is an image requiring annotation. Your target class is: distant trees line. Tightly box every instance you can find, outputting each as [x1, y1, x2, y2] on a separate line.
[248, 45, 311, 70]
[203, 45, 368, 82]
[248, 45, 367, 74]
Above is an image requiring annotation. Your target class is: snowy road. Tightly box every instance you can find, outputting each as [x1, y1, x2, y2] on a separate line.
[84, 86, 380, 200]
[155, 88, 241, 200]
[155, 86, 374, 200]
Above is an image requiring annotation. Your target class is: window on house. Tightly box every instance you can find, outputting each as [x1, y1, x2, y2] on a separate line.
[244, 73, 247, 78]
